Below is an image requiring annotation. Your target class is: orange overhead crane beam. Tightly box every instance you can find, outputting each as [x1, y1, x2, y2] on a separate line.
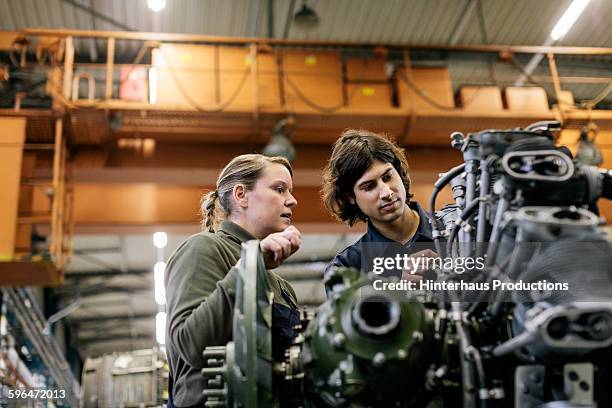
[0, 118, 26, 258]
[63, 145, 461, 233]
[19, 28, 612, 55]
[0, 117, 65, 286]
[34, 143, 612, 232]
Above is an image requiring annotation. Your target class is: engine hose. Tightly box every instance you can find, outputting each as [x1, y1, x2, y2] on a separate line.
[430, 163, 467, 257]
[466, 242, 515, 317]
[455, 314, 497, 408]
[484, 197, 510, 266]
[465, 346, 496, 408]
[462, 160, 479, 248]
[451, 303, 477, 408]
[435, 293, 448, 367]
[446, 197, 487, 259]
[476, 157, 498, 252]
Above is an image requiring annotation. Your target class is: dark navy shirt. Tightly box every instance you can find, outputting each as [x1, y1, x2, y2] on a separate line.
[324, 202, 434, 293]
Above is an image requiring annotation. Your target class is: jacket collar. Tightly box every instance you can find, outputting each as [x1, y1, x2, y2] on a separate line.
[365, 201, 433, 243]
[218, 220, 256, 244]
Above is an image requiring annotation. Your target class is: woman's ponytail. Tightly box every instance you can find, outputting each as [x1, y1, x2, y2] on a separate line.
[201, 190, 219, 232]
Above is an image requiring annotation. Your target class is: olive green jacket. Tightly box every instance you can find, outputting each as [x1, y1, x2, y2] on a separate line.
[165, 220, 298, 407]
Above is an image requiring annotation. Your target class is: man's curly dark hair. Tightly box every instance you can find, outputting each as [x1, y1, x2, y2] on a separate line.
[321, 129, 414, 226]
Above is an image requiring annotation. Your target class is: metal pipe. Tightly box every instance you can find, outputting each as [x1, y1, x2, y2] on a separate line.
[448, 0, 478, 45]
[105, 37, 115, 100]
[547, 52, 565, 112]
[252, 0, 263, 37]
[50, 118, 63, 261]
[268, 0, 275, 38]
[462, 159, 478, 251]
[476, 157, 496, 250]
[514, 38, 554, 86]
[485, 196, 510, 264]
[283, 0, 296, 39]
[20, 28, 612, 55]
[61, 36, 74, 99]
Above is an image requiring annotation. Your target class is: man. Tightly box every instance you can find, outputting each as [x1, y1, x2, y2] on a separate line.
[321, 129, 436, 293]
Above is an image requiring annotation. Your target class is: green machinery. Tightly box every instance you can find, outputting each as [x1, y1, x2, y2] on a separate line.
[201, 241, 445, 407]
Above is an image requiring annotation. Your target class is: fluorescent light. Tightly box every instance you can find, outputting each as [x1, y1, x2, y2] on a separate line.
[153, 231, 167, 249]
[550, 0, 591, 41]
[148, 67, 158, 105]
[154, 262, 166, 305]
[147, 0, 166, 12]
[156, 312, 166, 345]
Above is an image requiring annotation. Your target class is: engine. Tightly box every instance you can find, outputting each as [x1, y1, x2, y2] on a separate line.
[201, 121, 612, 408]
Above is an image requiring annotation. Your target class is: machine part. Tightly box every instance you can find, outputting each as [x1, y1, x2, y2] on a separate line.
[514, 365, 545, 408]
[501, 149, 574, 182]
[351, 293, 401, 336]
[474, 130, 553, 158]
[322, 266, 362, 295]
[513, 206, 600, 241]
[525, 120, 562, 133]
[81, 348, 168, 408]
[202, 240, 275, 408]
[201, 345, 232, 407]
[514, 363, 596, 408]
[563, 363, 594, 406]
[494, 302, 612, 358]
[301, 271, 435, 407]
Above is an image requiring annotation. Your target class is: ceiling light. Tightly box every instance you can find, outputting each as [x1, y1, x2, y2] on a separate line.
[550, 0, 592, 41]
[153, 231, 167, 249]
[149, 67, 158, 105]
[147, 0, 166, 12]
[154, 262, 166, 305]
[294, 1, 320, 30]
[156, 312, 166, 345]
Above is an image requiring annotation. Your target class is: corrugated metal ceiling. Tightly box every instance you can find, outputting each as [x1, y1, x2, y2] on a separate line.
[1, 0, 610, 45]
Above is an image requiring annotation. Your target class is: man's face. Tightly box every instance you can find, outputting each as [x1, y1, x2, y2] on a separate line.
[351, 160, 407, 224]
[244, 163, 297, 238]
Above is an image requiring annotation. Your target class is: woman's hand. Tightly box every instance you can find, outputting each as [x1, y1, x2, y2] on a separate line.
[260, 225, 302, 269]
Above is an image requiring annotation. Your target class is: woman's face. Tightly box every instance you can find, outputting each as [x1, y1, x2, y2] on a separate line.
[244, 163, 297, 238]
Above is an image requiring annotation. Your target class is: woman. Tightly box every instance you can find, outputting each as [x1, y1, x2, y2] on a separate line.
[165, 154, 301, 407]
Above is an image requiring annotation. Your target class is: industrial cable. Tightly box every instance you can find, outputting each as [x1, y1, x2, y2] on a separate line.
[467, 253, 513, 317]
[484, 196, 510, 266]
[395, 68, 486, 111]
[156, 46, 253, 113]
[581, 81, 612, 109]
[434, 292, 448, 368]
[283, 74, 345, 113]
[449, 302, 477, 408]
[429, 163, 467, 257]
[446, 197, 488, 258]
[476, 156, 498, 247]
[283, 61, 370, 114]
